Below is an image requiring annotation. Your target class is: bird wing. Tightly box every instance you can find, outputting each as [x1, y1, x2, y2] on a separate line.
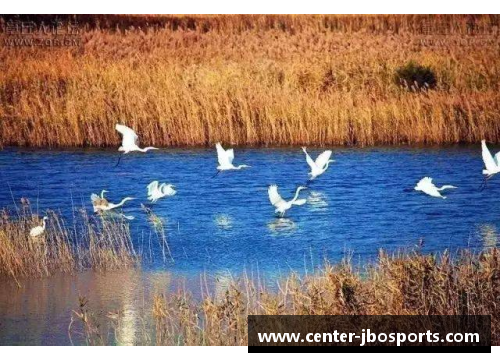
[216, 143, 232, 167]
[416, 177, 434, 190]
[302, 147, 317, 170]
[495, 152, 500, 166]
[161, 184, 176, 196]
[415, 177, 433, 191]
[147, 181, 159, 195]
[292, 199, 307, 206]
[90, 193, 100, 203]
[268, 185, 285, 206]
[226, 149, 235, 163]
[116, 124, 138, 148]
[425, 188, 443, 198]
[482, 141, 497, 172]
[315, 150, 332, 169]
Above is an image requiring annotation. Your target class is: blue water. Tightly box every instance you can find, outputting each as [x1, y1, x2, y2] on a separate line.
[0, 146, 499, 276]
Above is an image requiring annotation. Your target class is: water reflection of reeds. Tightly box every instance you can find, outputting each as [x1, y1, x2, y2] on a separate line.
[479, 224, 498, 249]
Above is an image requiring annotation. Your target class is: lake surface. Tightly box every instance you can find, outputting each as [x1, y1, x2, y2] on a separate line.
[1, 145, 499, 344]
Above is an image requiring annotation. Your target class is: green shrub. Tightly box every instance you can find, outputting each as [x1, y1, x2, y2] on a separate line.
[395, 61, 437, 91]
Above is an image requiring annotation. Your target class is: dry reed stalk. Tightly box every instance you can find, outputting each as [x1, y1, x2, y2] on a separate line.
[1, 15, 499, 148]
[0, 204, 140, 283]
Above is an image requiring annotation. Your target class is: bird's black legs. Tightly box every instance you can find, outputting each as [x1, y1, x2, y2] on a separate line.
[480, 175, 493, 191]
[211, 171, 220, 179]
[115, 154, 123, 167]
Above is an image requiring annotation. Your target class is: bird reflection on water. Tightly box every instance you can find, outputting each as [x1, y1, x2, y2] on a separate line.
[307, 191, 328, 211]
[214, 214, 233, 230]
[267, 218, 297, 235]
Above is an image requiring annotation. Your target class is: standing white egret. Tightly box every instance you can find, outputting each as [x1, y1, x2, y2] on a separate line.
[147, 181, 176, 203]
[481, 140, 500, 189]
[214, 143, 250, 176]
[91, 192, 134, 212]
[414, 177, 456, 199]
[30, 216, 48, 238]
[268, 185, 307, 217]
[302, 147, 334, 180]
[115, 124, 158, 166]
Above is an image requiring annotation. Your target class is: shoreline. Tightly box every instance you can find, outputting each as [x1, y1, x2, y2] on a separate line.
[1, 247, 499, 345]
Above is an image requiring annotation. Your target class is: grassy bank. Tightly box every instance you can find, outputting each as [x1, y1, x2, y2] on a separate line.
[70, 248, 500, 345]
[0, 202, 139, 285]
[1, 15, 500, 147]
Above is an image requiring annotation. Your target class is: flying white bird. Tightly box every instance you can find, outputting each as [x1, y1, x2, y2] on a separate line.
[481, 140, 500, 189]
[302, 147, 334, 180]
[214, 143, 250, 176]
[30, 216, 48, 238]
[90, 190, 109, 212]
[91, 192, 134, 212]
[414, 177, 457, 199]
[268, 185, 307, 217]
[115, 124, 158, 165]
[147, 181, 177, 203]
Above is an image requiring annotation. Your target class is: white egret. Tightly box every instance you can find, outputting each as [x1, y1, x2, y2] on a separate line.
[30, 216, 48, 238]
[268, 185, 307, 217]
[414, 177, 456, 199]
[91, 192, 134, 212]
[481, 140, 500, 190]
[115, 124, 158, 166]
[302, 147, 334, 180]
[90, 190, 109, 212]
[214, 143, 250, 176]
[147, 181, 176, 203]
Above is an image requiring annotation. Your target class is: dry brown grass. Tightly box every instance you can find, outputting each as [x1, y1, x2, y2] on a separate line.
[0, 201, 139, 285]
[70, 248, 500, 345]
[154, 249, 500, 345]
[1, 15, 499, 147]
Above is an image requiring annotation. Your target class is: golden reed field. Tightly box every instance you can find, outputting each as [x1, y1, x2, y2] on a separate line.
[1, 14, 500, 148]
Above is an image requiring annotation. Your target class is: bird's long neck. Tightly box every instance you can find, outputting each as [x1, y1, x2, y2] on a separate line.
[292, 188, 303, 202]
[117, 198, 129, 207]
[139, 147, 157, 152]
[236, 165, 248, 170]
[323, 160, 333, 171]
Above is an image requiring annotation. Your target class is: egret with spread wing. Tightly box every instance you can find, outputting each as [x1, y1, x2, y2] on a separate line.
[481, 140, 500, 190]
[302, 147, 334, 180]
[91, 192, 134, 212]
[268, 185, 307, 217]
[147, 181, 177, 203]
[214, 143, 250, 176]
[90, 190, 109, 212]
[414, 177, 456, 199]
[115, 124, 158, 166]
